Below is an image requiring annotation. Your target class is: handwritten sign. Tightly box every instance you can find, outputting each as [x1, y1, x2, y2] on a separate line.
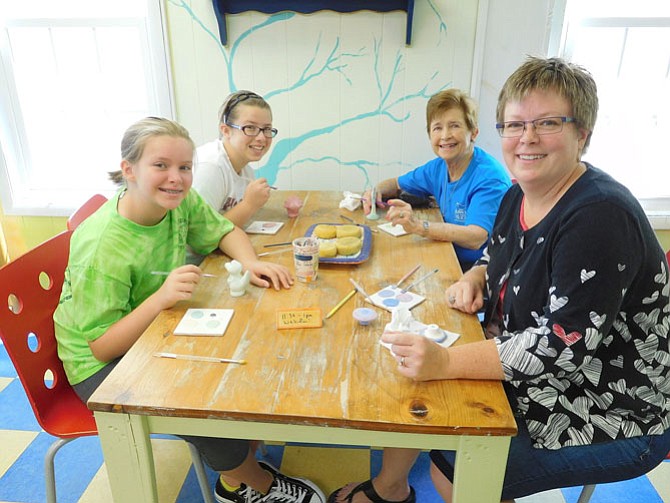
[276, 308, 323, 330]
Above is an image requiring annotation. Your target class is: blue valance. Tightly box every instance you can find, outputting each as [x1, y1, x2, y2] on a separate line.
[212, 1, 415, 46]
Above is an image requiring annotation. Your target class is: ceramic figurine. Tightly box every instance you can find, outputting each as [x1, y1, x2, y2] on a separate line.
[283, 196, 303, 218]
[366, 186, 380, 220]
[225, 260, 250, 297]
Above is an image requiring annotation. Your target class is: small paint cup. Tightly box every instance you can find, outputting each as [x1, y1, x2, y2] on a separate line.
[424, 324, 447, 343]
[353, 307, 378, 326]
[292, 237, 319, 283]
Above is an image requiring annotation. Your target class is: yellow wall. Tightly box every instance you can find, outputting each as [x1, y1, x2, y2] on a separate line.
[0, 201, 67, 261]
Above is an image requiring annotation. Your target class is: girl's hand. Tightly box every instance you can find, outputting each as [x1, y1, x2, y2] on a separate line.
[244, 260, 293, 290]
[381, 331, 450, 381]
[244, 178, 272, 211]
[446, 278, 484, 314]
[155, 265, 204, 309]
[385, 199, 419, 233]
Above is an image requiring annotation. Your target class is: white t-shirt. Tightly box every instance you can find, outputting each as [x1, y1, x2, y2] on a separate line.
[193, 139, 255, 212]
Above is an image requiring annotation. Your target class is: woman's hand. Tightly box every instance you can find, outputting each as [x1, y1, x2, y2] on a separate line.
[446, 270, 486, 314]
[381, 331, 450, 381]
[243, 177, 272, 211]
[362, 188, 384, 215]
[243, 260, 293, 290]
[385, 199, 421, 234]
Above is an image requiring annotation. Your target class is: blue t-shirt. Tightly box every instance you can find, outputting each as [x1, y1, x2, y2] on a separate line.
[398, 146, 511, 267]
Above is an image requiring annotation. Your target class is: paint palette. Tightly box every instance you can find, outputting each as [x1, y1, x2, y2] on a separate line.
[367, 285, 425, 312]
[173, 308, 234, 336]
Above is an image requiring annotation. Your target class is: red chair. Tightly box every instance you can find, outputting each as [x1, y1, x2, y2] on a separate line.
[67, 194, 108, 231]
[0, 231, 214, 503]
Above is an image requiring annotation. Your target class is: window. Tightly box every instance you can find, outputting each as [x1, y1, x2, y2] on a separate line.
[0, 0, 172, 216]
[559, 0, 670, 219]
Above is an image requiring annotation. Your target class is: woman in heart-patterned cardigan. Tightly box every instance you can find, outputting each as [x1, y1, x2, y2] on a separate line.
[428, 57, 670, 502]
[327, 57, 670, 503]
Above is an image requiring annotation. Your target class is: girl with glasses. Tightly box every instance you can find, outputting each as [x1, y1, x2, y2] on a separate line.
[194, 91, 277, 228]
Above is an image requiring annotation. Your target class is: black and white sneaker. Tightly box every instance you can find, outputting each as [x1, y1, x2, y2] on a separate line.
[261, 471, 325, 503]
[215, 461, 279, 503]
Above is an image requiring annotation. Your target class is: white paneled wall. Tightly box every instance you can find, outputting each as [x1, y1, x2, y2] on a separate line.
[166, 0, 480, 191]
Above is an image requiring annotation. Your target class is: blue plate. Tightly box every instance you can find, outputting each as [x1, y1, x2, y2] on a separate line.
[306, 223, 372, 265]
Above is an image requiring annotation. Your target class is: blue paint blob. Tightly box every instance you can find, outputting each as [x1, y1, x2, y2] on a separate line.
[382, 298, 400, 307]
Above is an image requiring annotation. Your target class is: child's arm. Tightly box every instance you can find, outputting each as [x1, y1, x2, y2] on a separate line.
[218, 226, 293, 290]
[223, 178, 271, 227]
[89, 265, 203, 362]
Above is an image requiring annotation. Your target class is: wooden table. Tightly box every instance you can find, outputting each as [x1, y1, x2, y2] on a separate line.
[89, 191, 516, 502]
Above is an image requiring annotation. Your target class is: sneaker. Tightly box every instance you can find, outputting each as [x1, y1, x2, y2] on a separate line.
[261, 471, 325, 503]
[215, 461, 280, 503]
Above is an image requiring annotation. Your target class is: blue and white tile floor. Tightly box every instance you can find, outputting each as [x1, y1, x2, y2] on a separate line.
[1, 342, 668, 503]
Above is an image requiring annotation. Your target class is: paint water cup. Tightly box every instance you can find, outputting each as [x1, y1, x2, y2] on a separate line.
[292, 237, 319, 283]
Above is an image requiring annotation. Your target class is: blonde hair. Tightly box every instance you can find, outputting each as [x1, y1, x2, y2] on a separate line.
[426, 89, 478, 134]
[497, 56, 598, 153]
[108, 117, 195, 185]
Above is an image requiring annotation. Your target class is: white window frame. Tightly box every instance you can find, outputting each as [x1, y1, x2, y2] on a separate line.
[0, 0, 173, 216]
[555, 1, 670, 228]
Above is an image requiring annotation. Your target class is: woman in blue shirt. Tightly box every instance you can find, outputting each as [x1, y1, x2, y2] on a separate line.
[363, 89, 511, 270]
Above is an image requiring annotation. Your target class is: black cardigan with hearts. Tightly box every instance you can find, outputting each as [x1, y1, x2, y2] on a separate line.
[480, 165, 670, 449]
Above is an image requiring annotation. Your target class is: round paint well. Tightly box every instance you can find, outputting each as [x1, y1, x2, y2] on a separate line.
[353, 307, 378, 326]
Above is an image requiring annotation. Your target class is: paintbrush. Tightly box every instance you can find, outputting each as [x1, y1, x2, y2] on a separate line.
[400, 268, 439, 293]
[151, 271, 217, 278]
[240, 176, 277, 190]
[395, 264, 421, 288]
[258, 248, 293, 257]
[154, 352, 246, 365]
[349, 278, 378, 307]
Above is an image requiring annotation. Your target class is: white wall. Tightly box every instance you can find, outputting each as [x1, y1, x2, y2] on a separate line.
[165, 0, 557, 189]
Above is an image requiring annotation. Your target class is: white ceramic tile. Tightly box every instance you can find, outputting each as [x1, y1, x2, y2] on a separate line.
[0, 429, 38, 478]
[0, 377, 12, 393]
[647, 460, 670, 503]
[516, 488, 566, 503]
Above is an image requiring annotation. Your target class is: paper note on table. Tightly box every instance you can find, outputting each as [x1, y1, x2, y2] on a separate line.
[276, 308, 323, 329]
[377, 222, 407, 236]
[245, 221, 285, 235]
[367, 285, 425, 312]
[173, 309, 234, 336]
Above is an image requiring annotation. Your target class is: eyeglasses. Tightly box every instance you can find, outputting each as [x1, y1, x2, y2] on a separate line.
[496, 116, 576, 138]
[221, 92, 262, 123]
[227, 123, 278, 138]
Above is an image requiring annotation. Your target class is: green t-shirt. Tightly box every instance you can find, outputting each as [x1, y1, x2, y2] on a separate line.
[54, 189, 234, 385]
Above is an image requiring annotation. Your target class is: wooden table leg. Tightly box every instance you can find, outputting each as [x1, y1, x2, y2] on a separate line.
[94, 411, 158, 502]
[451, 435, 510, 503]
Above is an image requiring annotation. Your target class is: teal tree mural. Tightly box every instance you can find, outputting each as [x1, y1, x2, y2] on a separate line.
[170, 0, 451, 186]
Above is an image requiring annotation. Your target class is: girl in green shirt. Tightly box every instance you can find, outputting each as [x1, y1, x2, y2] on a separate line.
[54, 117, 324, 503]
